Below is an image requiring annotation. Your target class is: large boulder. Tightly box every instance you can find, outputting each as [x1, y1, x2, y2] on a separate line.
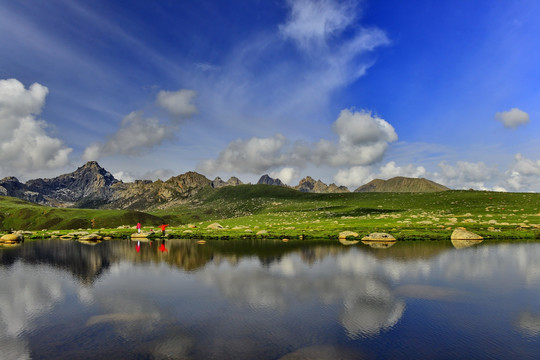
[451, 228, 483, 240]
[207, 223, 224, 230]
[1, 232, 24, 242]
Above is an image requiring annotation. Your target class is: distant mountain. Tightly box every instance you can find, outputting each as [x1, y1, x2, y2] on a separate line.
[0, 163, 448, 211]
[294, 176, 349, 193]
[0, 162, 217, 209]
[354, 177, 449, 192]
[257, 174, 286, 187]
[0, 161, 120, 207]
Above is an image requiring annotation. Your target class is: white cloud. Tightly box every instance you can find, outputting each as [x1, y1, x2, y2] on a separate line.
[333, 161, 426, 188]
[334, 166, 373, 187]
[270, 167, 299, 185]
[378, 161, 426, 179]
[279, 0, 357, 50]
[82, 111, 174, 160]
[495, 108, 530, 129]
[198, 134, 289, 174]
[198, 109, 397, 176]
[512, 153, 540, 175]
[504, 154, 540, 191]
[328, 109, 397, 166]
[435, 161, 500, 190]
[83, 89, 197, 161]
[156, 89, 197, 119]
[0, 79, 72, 176]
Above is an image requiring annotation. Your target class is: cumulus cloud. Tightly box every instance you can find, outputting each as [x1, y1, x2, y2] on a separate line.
[270, 167, 300, 185]
[495, 108, 530, 129]
[83, 89, 197, 161]
[436, 161, 499, 190]
[0, 79, 72, 176]
[505, 154, 540, 191]
[327, 109, 397, 166]
[198, 109, 397, 175]
[198, 134, 289, 174]
[334, 166, 373, 188]
[156, 89, 197, 119]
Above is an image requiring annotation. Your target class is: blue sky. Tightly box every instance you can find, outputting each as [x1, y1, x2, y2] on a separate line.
[1, 0, 539, 191]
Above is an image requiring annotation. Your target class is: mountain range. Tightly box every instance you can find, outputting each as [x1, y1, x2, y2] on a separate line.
[0, 161, 449, 210]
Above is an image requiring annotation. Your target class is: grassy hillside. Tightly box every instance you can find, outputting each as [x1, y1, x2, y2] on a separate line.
[0, 196, 168, 231]
[2, 186, 539, 240]
[150, 185, 540, 240]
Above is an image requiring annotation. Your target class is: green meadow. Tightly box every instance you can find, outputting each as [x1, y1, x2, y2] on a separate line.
[1, 185, 539, 240]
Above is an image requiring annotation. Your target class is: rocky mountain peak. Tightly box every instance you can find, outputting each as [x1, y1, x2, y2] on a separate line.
[226, 176, 243, 186]
[294, 176, 350, 193]
[257, 174, 285, 187]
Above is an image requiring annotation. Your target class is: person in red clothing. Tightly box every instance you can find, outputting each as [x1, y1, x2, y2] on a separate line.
[136, 222, 141, 233]
[159, 224, 169, 236]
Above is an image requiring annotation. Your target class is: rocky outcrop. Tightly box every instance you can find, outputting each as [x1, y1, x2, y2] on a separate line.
[211, 176, 243, 188]
[355, 177, 449, 192]
[257, 174, 286, 187]
[295, 176, 349, 193]
[226, 176, 243, 186]
[211, 177, 226, 188]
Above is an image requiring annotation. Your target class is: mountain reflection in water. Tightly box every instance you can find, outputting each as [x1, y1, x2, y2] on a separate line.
[1, 239, 540, 359]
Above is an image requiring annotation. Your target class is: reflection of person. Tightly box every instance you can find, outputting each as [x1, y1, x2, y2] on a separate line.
[136, 240, 141, 253]
[159, 240, 168, 253]
[136, 222, 141, 233]
[159, 224, 169, 236]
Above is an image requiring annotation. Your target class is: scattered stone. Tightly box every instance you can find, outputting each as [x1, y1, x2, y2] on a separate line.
[256, 230, 268, 236]
[451, 228, 483, 240]
[187, 224, 197, 228]
[207, 223, 224, 230]
[79, 233, 102, 241]
[339, 231, 358, 239]
[131, 231, 155, 239]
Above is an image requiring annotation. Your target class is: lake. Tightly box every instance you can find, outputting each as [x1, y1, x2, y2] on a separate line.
[1, 238, 540, 359]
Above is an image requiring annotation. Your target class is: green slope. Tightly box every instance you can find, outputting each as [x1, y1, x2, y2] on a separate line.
[0, 196, 168, 231]
[2, 186, 540, 240]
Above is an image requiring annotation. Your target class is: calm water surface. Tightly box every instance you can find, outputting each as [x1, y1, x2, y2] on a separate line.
[1, 238, 540, 359]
